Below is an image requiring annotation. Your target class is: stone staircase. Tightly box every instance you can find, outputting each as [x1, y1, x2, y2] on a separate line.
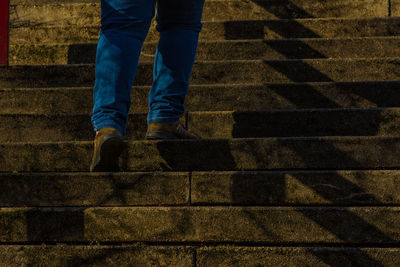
[1, 0, 400, 265]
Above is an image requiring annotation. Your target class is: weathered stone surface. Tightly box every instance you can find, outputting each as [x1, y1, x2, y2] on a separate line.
[0, 113, 177, 142]
[2, 245, 399, 266]
[0, 114, 149, 142]
[9, 37, 400, 65]
[9, 17, 400, 44]
[2, 82, 400, 114]
[4, 108, 400, 141]
[392, 0, 400, 16]
[187, 108, 400, 138]
[0, 245, 193, 266]
[0, 172, 189, 206]
[196, 247, 400, 266]
[191, 170, 400, 205]
[3, 0, 399, 263]
[2, 137, 400, 172]
[9, 0, 389, 28]
[1, 58, 400, 88]
[0, 207, 400, 243]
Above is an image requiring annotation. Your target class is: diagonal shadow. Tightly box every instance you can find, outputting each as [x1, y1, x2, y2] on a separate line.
[229, 108, 392, 138]
[223, 0, 396, 265]
[223, 9, 343, 109]
[226, 138, 395, 266]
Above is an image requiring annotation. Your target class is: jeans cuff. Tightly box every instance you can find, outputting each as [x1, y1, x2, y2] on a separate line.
[147, 115, 181, 125]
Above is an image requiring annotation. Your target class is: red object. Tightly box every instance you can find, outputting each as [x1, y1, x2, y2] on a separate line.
[0, 0, 9, 65]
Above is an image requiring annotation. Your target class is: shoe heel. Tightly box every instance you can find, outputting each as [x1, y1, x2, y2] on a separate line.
[93, 137, 125, 172]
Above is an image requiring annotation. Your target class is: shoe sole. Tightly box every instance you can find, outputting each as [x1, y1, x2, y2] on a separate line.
[92, 136, 125, 172]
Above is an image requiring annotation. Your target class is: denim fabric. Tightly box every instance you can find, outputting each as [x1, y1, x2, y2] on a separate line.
[91, 0, 205, 137]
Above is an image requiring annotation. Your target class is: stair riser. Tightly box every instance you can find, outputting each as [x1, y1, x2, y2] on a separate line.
[10, 37, 400, 65]
[0, 246, 193, 266]
[0, 173, 189, 206]
[197, 247, 400, 266]
[10, 18, 400, 44]
[3, 109, 400, 141]
[394, 0, 400, 16]
[0, 246, 398, 266]
[9, 0, 389, 28]
[192, 170, 400, 205]
[2, 82, 400, 114]
[0, 170, 399, 206]
[2, 137, 400, 172]
[0, 207, 398, 243]
[187, 109, 400, 139]
[1, 59, 399, 88]
[0, 114, 150, 142]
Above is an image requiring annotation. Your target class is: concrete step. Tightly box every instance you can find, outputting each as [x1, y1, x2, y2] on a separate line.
[9, 0, 389, 29]
[9, 37, 400, 65]
[0, 206, 399, 243]
[2, 136, 400, 172]
[0, 172, 189, 206]
[188, 108, 400, 139]
[1, 58, 400, 88]
[0, 246, 399, 266]
[197, 246, 400, 266]
[9, 17, 400, 44]
[3, 108, 400, 142]
[0, 113, 148, 142]
[2, 82, 400, 114]
[0, 246, 194, 266]
[395, 1, 400, 16]
[192, 170, 400, 205]
[0, 170, 400, 206]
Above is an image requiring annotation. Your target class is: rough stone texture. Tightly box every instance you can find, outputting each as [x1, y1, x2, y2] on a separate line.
[2, 82, 400, 114]
[1, 246, 399, 266]
[2, 137, 400, 172]
[1, 58, 400, 88]
[4, 108, 400, 141]
[0, 114, 178, 141]
[0, 207, 400, 242]
[0, 113, 152, 142]
[191, 170, 400, 205]
[0, 245, 193, 266]
[187, 108, 400, 139]
[0, 172, 189, 206]
[393, 0, 400, 16]
[9, 17, 400, 44]
[8, 0, 389, 28]
[9, 37, 400, 65]
[196, 247, 400, 266]
[3, 0, 400, 264]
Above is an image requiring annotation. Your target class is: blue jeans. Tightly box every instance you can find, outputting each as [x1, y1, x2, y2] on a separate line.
[91, 0, 205, 137]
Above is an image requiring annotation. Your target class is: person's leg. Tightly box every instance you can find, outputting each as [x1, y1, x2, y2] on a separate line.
[90, 0, 156, 172]
[147, 0, 205, 126]
[91, 0, 156, 137]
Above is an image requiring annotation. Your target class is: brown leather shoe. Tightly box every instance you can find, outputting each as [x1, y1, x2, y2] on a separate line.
[90, 127, 125, 172]
[145, 121, 200, 140]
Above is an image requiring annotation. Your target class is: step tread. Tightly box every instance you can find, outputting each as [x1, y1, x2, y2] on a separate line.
[10, 17, 400, 44]
[1, 206, 400, 243]
[0, 245, 399, 266]
[0, 170, 400, 206]
[3, 81, 400, 113]
[10, 36, 400, 65]
[1, 58, 400, 88]
[0, 245, 193, 266]
[9, 0, 389, 28]
[3, 108, 400, 141]
[2, 136, 400, 172]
